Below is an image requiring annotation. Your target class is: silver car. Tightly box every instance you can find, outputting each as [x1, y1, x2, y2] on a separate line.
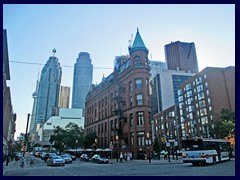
[61, 154, 72, 163]
[47, 156, 65, 166]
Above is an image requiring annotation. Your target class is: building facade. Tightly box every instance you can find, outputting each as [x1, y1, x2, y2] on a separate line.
[165, 41, 199, 73]
[72, 52, 93, 109]
[3, 29, 16, 156]
[149, 60, 167, 81]
[36, 108, 84, 146]
[150, 70, 195, 115]
[35, 52, 62, 126]
[58, 86, 70, 108]
[84, 29, 152, 159]
[178, 66, 235, 140]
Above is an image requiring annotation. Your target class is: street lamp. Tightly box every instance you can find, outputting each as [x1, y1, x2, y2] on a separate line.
[75, 140, 78, 156]
[116, 135, 119, 162]
[24, 113, 43, 157]
[146, 133, 151, 163]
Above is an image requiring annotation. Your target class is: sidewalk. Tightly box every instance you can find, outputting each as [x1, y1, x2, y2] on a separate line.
[3, 156, 45, 176]
[109, 156, 183, 165]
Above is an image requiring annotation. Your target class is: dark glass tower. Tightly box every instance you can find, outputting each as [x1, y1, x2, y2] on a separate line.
[35, 51, 62, 125]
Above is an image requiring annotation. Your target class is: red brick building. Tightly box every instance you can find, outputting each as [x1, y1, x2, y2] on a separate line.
[177, 66, 235, 139]
[84, 29, 152, 159]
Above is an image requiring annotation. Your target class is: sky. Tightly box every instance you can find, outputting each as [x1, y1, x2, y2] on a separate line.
[3, 4, 235, 139]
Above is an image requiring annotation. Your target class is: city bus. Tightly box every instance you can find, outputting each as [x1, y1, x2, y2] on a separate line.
[182, 138, 232, 165]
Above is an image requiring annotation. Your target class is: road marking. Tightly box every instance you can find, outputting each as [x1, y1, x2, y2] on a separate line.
[60, 168, 76, 176]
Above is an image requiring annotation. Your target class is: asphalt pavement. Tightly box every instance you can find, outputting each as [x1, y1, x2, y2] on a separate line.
[3, 155, 183, 176]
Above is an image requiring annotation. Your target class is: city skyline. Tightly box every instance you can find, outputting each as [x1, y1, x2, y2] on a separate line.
[3, 4, 235, 139]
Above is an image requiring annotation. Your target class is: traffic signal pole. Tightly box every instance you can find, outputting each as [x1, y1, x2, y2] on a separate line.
[23, 113, 30, 157]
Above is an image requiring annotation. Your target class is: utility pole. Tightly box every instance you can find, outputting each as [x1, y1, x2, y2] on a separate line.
[23, 113, 30, 157]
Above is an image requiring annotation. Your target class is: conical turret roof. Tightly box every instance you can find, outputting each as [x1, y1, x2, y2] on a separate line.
[129, 28, 148, 54]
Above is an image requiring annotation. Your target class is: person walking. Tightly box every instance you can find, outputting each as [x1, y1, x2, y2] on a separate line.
[120, 152, 123, 163]
[30, 155, 35, 167]
[20, 157, 25, 168]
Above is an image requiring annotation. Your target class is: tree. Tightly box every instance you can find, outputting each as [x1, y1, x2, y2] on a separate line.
[49, 123, 85, 151]
[65, 122, 84, 148]
[153, 137, 162, 160]
[49, 126, 67, 151]
[83, 132, 97, 148]
[213, 108, 235, 139]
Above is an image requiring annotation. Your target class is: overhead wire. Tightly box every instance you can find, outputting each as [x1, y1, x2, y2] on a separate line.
[9, 60, 113, 69]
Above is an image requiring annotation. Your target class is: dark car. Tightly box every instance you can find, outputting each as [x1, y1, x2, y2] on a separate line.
[43, 153, 57, 162]
[80, 154, 90, 162]
[47, 156, 65, 166]
[90, 154, 109, 164]
[61, 154, 72, 163]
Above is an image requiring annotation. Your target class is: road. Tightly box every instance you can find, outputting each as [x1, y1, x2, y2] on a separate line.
[4, 157, 235, 176]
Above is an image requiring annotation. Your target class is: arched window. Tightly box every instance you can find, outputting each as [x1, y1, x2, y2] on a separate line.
[134, 55, 141, 67]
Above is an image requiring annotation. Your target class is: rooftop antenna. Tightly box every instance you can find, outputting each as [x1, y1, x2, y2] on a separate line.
[52, 48, 56, 57]
[128, 34, 133, 50]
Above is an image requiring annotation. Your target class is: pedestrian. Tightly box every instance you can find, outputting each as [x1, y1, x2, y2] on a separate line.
[129, 152, 132, 161]
[164, 150, 168, 160]
[124, 152, 127, 161]
[120, 152, 123, 163]
[30, 155, 35, 167]
[20, 157, 25, 168]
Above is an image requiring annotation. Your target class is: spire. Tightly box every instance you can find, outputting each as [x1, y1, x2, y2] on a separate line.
[129, 28, 148, 54]
[52, 48, 56, 57]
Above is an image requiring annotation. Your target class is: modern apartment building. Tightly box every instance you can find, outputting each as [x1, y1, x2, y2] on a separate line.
[165, 41, 199, 73]
[177, 66, 235, 139]
[84, 29, 152, 159]
[150, 70, 195, 115]
[58, 86, 70, 108]
[72, 52, 93, 109]
[35, 52, 62, 126]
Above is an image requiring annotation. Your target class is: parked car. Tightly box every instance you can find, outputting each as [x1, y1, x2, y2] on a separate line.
[61, 154, 72, 163]
[42, 152, 58, 162]
[67, 153, 76, 161]
[80, 154, 90, 162]
[90, 154, 109, 164]
[47, 156, 65, 166]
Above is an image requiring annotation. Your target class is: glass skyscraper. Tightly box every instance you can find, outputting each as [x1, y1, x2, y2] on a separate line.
[35, 55, 62, 125]
[72, 52, 93, 109]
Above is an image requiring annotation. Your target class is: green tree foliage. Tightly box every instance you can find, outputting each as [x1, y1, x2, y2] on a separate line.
[153, 137, 162, 160]
[49, 123, 84, 151]
[220, 108, 235, 123]
[214, 108, 235, 139]
[83, 132, 97, 148]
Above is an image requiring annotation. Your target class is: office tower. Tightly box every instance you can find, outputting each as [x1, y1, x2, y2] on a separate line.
[72, 52, 93, 109]
[165, 41, 199, 73]
[35, 51, 62, 125]
[149, 60, 167, 80]
[58, 86, 70, 108]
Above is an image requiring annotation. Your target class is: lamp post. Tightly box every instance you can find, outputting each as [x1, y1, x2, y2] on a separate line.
[24, 113, 43, 157]
[146, 133, 151, 163]
[116, 135, 119, 162]
[75, 140, 78, 156]
[62, 143, 64, 155]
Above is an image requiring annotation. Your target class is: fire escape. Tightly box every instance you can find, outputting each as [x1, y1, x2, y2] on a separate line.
[111, 73, 128, 146]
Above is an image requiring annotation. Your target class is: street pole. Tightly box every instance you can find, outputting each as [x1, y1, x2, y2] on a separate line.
[24, 113, 30, 157]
